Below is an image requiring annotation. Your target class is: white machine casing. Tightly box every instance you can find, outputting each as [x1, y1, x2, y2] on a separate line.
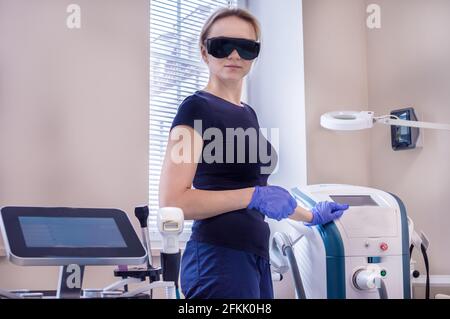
[271, 184, 410, 299]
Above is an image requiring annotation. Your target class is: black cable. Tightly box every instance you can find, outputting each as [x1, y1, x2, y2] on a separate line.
[410, 243, 431, 298]
[420, 244, 430, 299]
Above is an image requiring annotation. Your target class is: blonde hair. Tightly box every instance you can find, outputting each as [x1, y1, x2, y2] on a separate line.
[199, 7, 261, 49]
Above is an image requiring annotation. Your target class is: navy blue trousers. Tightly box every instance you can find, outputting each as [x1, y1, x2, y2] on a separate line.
[180, 240, 274, 299]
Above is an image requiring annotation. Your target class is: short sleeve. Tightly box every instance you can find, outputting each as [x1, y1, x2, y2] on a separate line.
[246, 105, 259, 124]
[170, 96, 209, 134]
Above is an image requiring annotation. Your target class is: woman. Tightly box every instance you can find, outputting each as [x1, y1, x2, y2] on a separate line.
[159, 8, 348, 299]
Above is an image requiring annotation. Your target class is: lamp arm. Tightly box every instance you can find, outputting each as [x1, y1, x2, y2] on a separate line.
[376, 118, 450, 131]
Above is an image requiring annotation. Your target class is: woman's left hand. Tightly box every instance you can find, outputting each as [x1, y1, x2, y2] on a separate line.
[305, 201, 349, 226]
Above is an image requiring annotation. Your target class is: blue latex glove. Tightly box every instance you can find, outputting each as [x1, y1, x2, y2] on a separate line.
[306, 201, 349, 226]
[248, 186, 297, 221]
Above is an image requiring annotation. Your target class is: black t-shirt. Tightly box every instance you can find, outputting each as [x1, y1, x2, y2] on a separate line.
[170, 90, 277, 259]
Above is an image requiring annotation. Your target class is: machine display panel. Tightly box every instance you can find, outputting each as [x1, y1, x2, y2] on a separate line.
[19, 216, 127, 248]
[330, 195, 379, 206]
[0, 207, 146, 265]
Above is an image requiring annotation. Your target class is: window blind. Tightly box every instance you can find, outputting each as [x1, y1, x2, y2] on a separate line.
[149, 0, 238, 241]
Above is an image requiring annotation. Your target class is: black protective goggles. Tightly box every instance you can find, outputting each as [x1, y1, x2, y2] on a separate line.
[205, 37, 260, 60]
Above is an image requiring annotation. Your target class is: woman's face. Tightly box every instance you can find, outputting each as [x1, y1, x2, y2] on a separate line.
[201, 16, 258, 83]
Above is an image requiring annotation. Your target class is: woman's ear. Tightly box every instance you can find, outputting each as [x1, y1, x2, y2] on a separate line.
[200, 44, 209, 64]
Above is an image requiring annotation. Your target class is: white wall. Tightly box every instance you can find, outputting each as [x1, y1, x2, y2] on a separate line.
[246, 0, 307, 191]
[245, 0, 307, 299]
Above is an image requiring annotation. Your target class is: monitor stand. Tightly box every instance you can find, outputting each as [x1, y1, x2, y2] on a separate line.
[57, 264, 85, 299]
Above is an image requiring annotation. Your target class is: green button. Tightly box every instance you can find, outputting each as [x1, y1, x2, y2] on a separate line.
[380, 270, 387, 277]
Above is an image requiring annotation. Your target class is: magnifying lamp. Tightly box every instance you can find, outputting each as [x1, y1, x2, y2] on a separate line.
[320, 110, 450, 131]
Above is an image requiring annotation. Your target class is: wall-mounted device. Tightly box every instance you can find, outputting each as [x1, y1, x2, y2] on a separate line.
[390, 108, 420, 151]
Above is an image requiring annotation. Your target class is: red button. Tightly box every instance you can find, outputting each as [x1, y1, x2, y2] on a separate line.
[380, 243, 388, 251]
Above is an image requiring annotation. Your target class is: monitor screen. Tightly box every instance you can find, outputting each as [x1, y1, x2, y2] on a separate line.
[330, 195, 378, 206]
[396, 111, 412, 145]
[18, 216, 127, 248]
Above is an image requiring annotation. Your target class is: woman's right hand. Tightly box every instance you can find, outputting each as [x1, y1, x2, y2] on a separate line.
[248, 186, 297, 221]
